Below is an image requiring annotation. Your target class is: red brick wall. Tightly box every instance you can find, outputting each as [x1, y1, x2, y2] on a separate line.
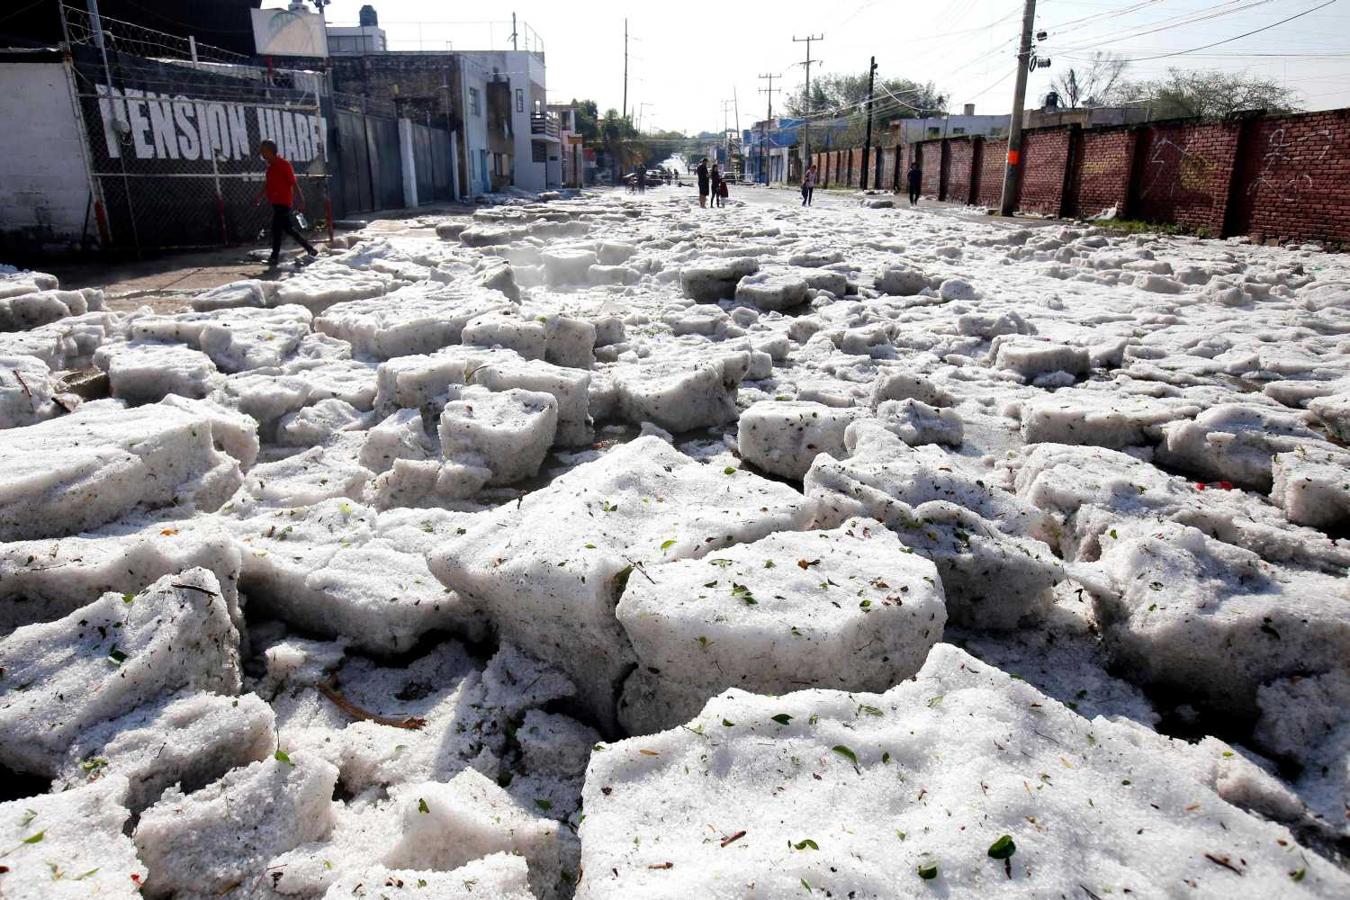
[1018, 129, 1070, 215]
[1072, 128, 1134, 218]
[821, 107, 1348, 246]
[1130, 121, 1240, 234]
[1230, 109, 1350, 246]
[977, 140, 1005, 208]
[919, 142, 942, 196]
[947, 138, 976, 204]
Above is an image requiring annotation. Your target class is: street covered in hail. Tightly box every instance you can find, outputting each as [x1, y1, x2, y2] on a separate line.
[1, 187, 1349, 899]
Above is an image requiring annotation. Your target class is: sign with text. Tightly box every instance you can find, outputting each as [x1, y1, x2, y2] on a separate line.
[93, 84, 327, 167]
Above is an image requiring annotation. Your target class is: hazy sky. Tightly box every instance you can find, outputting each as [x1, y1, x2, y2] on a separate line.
[278, 0, 1350, 133]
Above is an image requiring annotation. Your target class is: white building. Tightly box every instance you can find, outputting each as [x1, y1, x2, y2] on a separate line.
[456, 50, 556, 193]
[551, 104, 583, 188]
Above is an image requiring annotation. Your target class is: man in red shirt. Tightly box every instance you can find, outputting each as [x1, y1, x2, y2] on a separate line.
[254, 139, 316, 267]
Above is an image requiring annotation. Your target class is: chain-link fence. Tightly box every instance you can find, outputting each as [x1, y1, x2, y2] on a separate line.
[60, 2, 332, 253]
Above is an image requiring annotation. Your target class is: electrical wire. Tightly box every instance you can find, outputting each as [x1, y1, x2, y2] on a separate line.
[1107, 0, 1340, 62]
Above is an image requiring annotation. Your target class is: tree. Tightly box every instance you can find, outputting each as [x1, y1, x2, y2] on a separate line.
[1114, 68, 1300, 120]
[1050, 52, 1129, 108]
[782, 71, 945, 151]
[596, 108, 650, 178]
[784, 73, 945, 121]
[569, 98, 600, 141]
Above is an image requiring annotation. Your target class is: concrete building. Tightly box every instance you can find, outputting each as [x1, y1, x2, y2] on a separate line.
[329, 41, 556, 195]
[898, 105, 1010, 142]
[327, 6, 387, 56]
[551, 104, 584, 188]
[455, 50, 555, 192]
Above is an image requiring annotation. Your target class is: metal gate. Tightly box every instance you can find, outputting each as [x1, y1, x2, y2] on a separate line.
[411, 121, 454, 204]
[331, 93, 402, 216]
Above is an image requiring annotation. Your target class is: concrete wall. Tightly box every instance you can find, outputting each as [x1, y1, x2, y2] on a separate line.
[0, 60, 96, 254]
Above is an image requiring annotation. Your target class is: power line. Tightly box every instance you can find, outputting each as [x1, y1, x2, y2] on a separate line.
[1051, 0, 1279, 55]
[1111, 0, 1339, 62]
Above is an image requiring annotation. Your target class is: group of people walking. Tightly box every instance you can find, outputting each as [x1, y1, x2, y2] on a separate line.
[690, 156, 926, 210]
[694, 157, 731, 208]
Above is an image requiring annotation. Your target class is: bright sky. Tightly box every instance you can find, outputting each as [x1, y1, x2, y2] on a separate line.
[281, 0, 1350, 133]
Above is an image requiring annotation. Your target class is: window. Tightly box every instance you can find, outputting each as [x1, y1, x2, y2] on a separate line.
[926, 127, 940, 138]
[469, 88, 481, 116]
[951, 127, 966, 136]
[532, 141, 546, 163]
[516, 89, 524, 113]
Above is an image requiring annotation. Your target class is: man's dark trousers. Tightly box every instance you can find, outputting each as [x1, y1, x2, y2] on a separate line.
[271, 204, 315, 261]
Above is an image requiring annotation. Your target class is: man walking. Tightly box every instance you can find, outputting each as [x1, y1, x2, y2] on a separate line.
[255, 139, 316, 267]
[696, 157, 710, 208]
[801, 163, 818, 207]
[906, 161, 922, 206]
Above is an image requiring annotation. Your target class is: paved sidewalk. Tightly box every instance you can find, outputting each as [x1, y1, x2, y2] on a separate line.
[45, 203, 473, 314]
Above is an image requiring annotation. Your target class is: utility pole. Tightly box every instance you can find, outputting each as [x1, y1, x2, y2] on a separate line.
[622, 19, 629, 121]
[860, 56, 877, 190]
[758, 73, 779, 185]
[732, 87, 741, 180]
[1000, 0, 1037, 216]
[793, 34, 823, 176]
[511, 13, 518, 51]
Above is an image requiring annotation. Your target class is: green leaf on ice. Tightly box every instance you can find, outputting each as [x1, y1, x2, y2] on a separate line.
[987, 834, 1016, 860]
[723, 466, 736, 475]
[418, 798, 430, 814]
[22, 831, 44, 844]
[274, 750, 293, 765]
[792, 839, 819, 850]
[660, 539, 676, 552]
[831, 745, 858, 766]
[771, 714, 793, 725]
[917, 862, 938, 880]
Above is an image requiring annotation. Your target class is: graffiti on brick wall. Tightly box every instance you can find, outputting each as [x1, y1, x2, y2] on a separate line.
[1139, 134, 1215, 205]
[1246, 127, 1334, 203]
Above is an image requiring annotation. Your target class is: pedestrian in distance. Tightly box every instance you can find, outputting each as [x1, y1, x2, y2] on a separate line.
[710, 163, 722, 211]
[696, 157, 710, 208]
[254, 139, 316, 268]
[907, 161, 922, 206]
[801, 163, 817, 207]
[717, 176, 729, 208]
[635, 164, 646, 193]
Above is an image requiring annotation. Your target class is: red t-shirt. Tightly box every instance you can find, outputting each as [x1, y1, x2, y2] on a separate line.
[265, 156, 297, 206]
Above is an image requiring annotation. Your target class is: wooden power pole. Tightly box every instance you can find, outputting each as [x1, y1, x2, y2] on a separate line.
[1000, 0, 1037, 216]
[758, 73, 779, 184]
[622, 19, 629, 121]
[793, 33, 823, 176]
[860, 56, 877, 190]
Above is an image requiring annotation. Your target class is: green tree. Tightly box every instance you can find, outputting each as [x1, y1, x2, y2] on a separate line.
[783, 71, 945, 149]
[1114, 68, 1299, 120]
[569, 98, 600, 141]
[784, 72, 945, 121]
